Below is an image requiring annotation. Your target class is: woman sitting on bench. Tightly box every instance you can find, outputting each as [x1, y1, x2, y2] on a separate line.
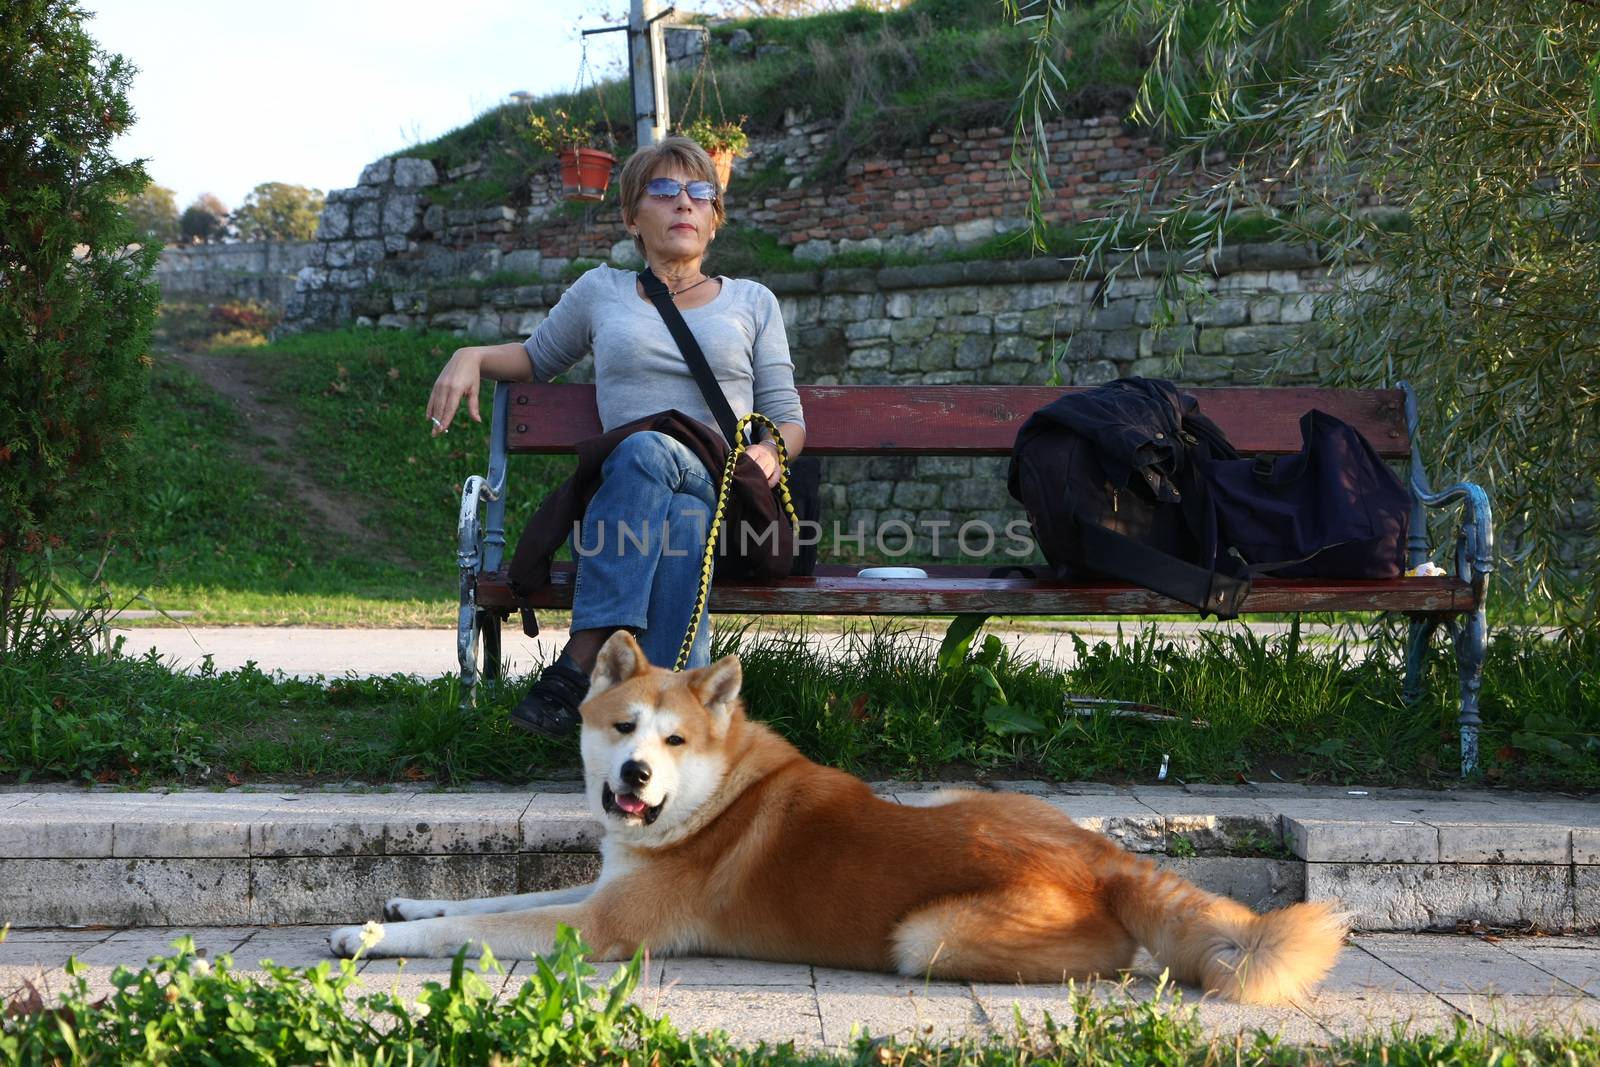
[423, 136, 807, 737]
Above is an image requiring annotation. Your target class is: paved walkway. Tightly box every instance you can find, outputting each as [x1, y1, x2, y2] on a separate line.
[105, 620, 1350, 680]
[2, 925, 1596, 1046]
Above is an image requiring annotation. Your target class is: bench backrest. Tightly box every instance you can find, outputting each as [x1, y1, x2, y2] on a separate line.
[500, 384, 1410, 458]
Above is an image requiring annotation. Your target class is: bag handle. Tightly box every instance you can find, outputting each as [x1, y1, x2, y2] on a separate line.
[1072, 511, 1250, 621]
[639, 267, 746, 449]
[675, 412, 799, 670]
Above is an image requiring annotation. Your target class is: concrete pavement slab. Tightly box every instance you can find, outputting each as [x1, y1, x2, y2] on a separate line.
[1296, 992, 1463, 1040]
[73, 927, 255, 967]
[1437, 993, 1600, 1034]
[813, 966, 983, 1047]
[516, 851, 600, 893]
[1127, 790, 1282, 852]
[1155, 857, 1303, 911]
[0, 794, 122, 858]
[1186, 999, 1330, 1044]
[1282, 811, 1440, 863]
[1358, 933, 1586, 995]
[228, 928, 343, 971]
[656, 986, 826, 1048]
[1494, 940, 1600, 997]
[1319, 942, 1430, 994]
[661, 955, 814, 987]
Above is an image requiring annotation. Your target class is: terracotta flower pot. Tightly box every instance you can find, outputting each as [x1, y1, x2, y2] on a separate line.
[707, 146, 736, 192]
[559, 147, 615, 202]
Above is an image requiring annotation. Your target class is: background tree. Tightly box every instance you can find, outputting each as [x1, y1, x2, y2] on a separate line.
[1008, 0, 1600, 626]
[120, 182, 179, 242]
[179, 192, 229, 243]
[0, 0, 161, 655]
[232, 181, 325, 242]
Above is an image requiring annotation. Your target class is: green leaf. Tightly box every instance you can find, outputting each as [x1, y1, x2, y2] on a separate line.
[936, 613, 990, 672]
[984, 703, 1046, 736]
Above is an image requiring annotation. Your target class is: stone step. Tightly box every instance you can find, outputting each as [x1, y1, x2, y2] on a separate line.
[0, 785, 1592, 930]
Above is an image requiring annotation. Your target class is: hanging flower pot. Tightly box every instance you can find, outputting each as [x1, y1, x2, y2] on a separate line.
[559, 147, 615, 202]
[707, 146, 736, 192]
[681, 116, 749, 194]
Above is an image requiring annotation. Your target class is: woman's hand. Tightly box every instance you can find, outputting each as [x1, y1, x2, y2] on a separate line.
[748, 440, 783, 488]
[427, 347, 485, 436]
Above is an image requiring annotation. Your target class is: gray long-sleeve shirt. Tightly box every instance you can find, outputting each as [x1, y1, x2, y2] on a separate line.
[522, 264, 805, 436]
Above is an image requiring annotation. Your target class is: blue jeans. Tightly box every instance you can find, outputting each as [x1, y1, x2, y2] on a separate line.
[569, 432, 715, 670]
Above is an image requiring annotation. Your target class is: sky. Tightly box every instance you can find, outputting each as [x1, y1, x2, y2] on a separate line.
[83, 0, 640, 212]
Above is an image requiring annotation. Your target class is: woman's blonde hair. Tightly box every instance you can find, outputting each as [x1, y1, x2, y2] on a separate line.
[619, 135, 726, 258]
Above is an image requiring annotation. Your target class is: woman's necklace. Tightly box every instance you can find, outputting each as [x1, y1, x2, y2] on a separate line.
[664, 273, 713, 298]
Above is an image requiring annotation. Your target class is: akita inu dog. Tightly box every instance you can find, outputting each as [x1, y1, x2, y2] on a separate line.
[330, 632, 1346, 1003]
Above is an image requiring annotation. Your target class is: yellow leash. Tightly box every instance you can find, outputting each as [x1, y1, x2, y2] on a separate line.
[675, 413, 800, 671]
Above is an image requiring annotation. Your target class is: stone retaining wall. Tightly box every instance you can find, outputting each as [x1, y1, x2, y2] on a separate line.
[156, 240, 317, 307]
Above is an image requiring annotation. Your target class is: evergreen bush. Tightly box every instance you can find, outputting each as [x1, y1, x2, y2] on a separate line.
[0, 0, 160, 656]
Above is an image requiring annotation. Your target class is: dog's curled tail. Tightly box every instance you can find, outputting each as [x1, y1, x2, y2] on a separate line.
[1105, 856, 1347, 1004]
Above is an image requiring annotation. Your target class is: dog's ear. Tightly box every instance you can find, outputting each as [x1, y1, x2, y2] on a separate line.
[688, 653, 742, 723]
[589, 631, 651, 696]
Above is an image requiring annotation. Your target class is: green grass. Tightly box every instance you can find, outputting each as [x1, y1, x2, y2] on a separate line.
[3, 621, 1594, 791]
[4, 928, 1598, 1066]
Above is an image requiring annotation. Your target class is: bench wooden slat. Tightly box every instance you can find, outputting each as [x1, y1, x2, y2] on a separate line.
[503, 385, 1411, 458]
[476, 567, 1473, 616]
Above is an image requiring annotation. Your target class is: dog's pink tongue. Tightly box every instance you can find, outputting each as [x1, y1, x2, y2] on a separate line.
[615, 792, 648, 815]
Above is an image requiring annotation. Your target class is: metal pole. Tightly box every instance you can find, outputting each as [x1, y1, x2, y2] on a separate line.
[630, 0, 671, 147]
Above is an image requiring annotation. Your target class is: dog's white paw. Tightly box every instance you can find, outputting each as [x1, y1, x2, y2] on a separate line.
[328, 922, 384, 959]
[385, 897, 448, 922]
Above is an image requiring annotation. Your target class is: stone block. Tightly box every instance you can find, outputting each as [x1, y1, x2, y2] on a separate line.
[955, 335, 992, 369]
[1283, 814, 1439, 863]
[0, 858, 250, 926]
[391, 158, 438, 188]
[891, 482, 941, 509]
[1578, 866, 1600, 925]
[1128, 792, 1281, 852]
[1157, 857, 1303, 910]
[984, 362, 1036, 384]
[991, 311, 1022, 334]
[352, 200, 381, 238]
[849, 481, 892, 509]
[359, 159, 394, 186]
[1431, 822, 1572, 864]
[514, 310, 547, 335]
[377, 313, 412, 330]
[1073, 360, 1119, 386]
[1086, 301, 1136, 330]
[382, 193, 420, 235]
[992, 336, 1042, 363]
[351, 239, 386, 264]
[316, 203, 351, 240]
[915, 335, 956, 372]
[250, 793, 411, 857]
[502, 248, 543, 274]
[110, 797, 253, 859]
[250, 854, 518, 924]
[324, 240, 356, 268]
[383, 233, 409, 253]
[849, 346, 891, 370]
[844, 318, 891, 342]
[0, 794, 120, 857]
[1571, 826, 1599, 864]
[385, 793, 528, 855]
[1222, 324, 1296, 355]
[1248, 296, 1282, 323]
[518, 851, 601, 893]
[889, 317, 936, 343]
[1190, 298, 1248, 327]
[1037, 796, 1164, 852]
[1101, 331, 1139, 360]
[1308, 862, 1575, 931]
[1280, 293, 1317, 323]
[520, 792, 601, 851]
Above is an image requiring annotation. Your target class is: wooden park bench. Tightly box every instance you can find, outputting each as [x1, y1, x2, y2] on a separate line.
[455, 383, 1492, 775]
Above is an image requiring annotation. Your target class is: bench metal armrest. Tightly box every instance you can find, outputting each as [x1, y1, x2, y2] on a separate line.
[456, 387, 511, 688]
[1400, 381, 1494, 600]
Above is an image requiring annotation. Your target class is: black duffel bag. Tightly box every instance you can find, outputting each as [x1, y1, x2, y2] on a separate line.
[1199, 408, 1409, 580]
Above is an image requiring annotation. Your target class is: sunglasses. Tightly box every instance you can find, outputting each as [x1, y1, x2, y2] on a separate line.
[646, 177, 718, 202]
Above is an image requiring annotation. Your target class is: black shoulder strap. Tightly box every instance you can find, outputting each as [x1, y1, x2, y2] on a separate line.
[639, 267, 743, 449]
[1073, 513, 1250, 621]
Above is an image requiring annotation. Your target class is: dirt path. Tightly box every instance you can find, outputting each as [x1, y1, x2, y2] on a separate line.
[166, 347, 416, 568]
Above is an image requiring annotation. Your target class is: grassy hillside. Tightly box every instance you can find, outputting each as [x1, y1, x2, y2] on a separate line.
[400, 0, 1334, 212]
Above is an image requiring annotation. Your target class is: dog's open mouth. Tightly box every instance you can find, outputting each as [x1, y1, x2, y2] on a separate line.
[603, 783, 665, 824]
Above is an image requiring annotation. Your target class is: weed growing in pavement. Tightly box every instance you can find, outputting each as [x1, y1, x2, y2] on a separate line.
[3, 928, 1598, 1065]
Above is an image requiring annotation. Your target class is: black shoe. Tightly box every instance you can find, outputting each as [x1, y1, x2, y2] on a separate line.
[510, 657, 591, 738]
